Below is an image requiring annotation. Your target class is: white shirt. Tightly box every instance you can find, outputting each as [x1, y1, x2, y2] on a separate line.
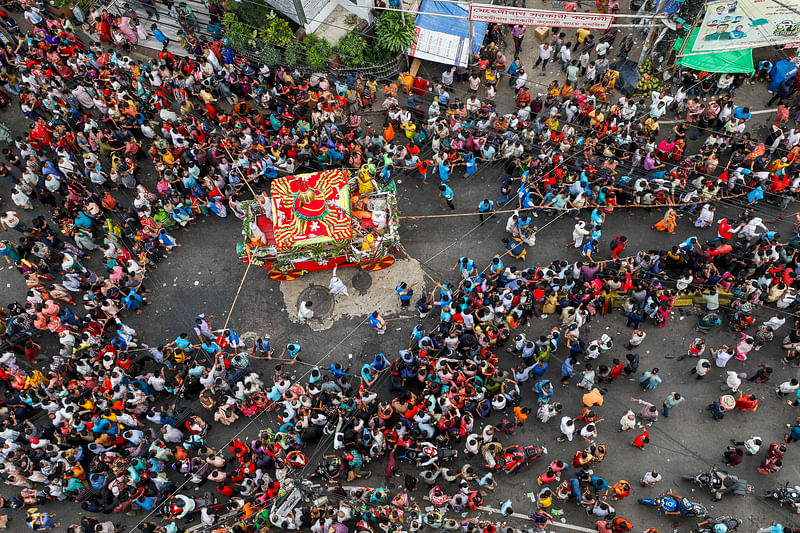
[537, 404, 557, 423]
[298, 302, 314, 321]
[763, 316, 786, 331]
[715, 349, 734, 367]
[619, 411, 637, 431]
[515, 71, 528, 90]
[539, 44, 551, 60]
[726, 370, 741, 391]
[559, 416, 575, 440]
[506, 214, 519, 233]
[642, 471, 662, 484]
[328, 275, 348, 296]
[162, 425, 183, 443]
[744, 437, 761, 455]
[595, 42, 610, 57]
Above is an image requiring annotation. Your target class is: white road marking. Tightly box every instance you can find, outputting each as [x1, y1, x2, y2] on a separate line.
[478, 506, 596, 532]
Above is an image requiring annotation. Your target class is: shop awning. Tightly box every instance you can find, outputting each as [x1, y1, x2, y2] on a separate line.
[674, 28, 754, 74]
[408, 0, 487, 67]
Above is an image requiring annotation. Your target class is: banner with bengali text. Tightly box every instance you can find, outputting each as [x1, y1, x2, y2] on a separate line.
[468, 4, 614, 30]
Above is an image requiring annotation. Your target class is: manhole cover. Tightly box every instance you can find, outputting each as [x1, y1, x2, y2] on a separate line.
[297, 285, 334, 319]
[351, 270, 372, 295]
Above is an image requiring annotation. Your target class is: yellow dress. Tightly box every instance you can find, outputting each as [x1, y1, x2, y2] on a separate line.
[357, 164, 375, 195]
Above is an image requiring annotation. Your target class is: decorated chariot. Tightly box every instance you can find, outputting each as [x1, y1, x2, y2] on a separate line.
[237, 166, 400, 280]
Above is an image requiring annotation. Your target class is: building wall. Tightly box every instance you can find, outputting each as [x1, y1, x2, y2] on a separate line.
[265, 0, 374, 32]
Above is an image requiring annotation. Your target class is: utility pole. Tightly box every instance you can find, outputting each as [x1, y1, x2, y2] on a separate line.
[292, 0, 307, 27]
[468, 0, 474, 67]
[638, 0, 666, 63]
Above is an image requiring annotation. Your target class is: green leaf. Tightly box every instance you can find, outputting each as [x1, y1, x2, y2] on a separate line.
[285, 40, 306, 67]
[335, 32, 369, 68]
[375, 12, 416, 54]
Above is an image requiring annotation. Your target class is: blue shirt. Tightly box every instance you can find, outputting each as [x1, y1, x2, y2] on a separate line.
[747, 186, 764, 204]
[520, 190, 535, 209]
[440, 184, 454, 200]
[733, 107, 751, 120]
[396, 284, 412, 301]
[478, 199, 493, 212]
[254, 339, 272, 355]
[590, 476, 609, 491]
[153, 29, 168, 43]
[679, 237, 698, 250]
[286, 343, 301, 357]
[458, 257, 476, 271]
[465, 154, 478, 175]
[489, 258, 504, 274]
[439, 163, 451, 182]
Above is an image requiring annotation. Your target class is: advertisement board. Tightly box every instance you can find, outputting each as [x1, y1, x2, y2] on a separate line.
[694, 0, 800, 52]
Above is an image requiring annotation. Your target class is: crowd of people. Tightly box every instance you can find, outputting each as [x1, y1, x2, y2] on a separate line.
[0, 1, 799, 533]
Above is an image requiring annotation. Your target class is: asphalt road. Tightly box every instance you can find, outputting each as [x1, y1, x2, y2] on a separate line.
[1, 17, 799, 533]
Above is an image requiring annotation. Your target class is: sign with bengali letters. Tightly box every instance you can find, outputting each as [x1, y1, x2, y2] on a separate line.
[468, 5, 614, 30]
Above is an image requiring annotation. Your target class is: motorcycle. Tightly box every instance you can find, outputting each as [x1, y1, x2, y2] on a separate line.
[483, 444, 546, 474]
[404, 442, 458, 466]
[690, 516, 742, 533]
[502, 444, 545, 474]
[763, 482, 800, 514]
[685, 468, 752, 501]
[638, 494, 708, 518]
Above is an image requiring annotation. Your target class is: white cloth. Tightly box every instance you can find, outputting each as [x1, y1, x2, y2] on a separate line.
[328, 268, 349, 296]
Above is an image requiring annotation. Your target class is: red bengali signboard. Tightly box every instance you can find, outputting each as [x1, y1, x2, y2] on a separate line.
[468, 4, 614, 30]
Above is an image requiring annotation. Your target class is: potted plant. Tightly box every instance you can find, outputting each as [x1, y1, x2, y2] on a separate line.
[46, 0, 76, 18]
[222, 11, 256, 49]
[304, 34, 332, 71]
[258, 44, 282, 66]
[284, 40, 306, 67]
[259, 12, 294, 47]
[374, 11, 417, 55]
[336, 32, 368, 69]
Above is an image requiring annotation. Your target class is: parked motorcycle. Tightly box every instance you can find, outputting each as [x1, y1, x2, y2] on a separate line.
[690, 516, 742, 533]
[404, 442, 458, 466]
[684, 468, 751, 501]
[639, 493, 708, 518]
[762, 482, 800, 514]
[483, 443, 546, 473]
[501, 444, 545, 474]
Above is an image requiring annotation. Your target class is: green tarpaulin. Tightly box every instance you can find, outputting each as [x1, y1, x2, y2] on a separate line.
[674, 28, 754, 73]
